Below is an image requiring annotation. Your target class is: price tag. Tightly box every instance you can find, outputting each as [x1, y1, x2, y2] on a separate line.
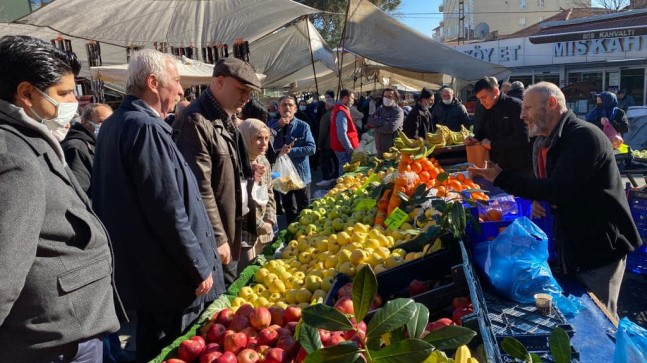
[355, 198, 377, 211]
[354, 173, 380, 195]
[385, 207, 409, 230]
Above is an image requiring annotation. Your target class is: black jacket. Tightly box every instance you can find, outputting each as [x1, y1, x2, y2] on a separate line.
[474, 93, 533, 175]
[403, 103, 432, 138]
[93, 96, 224, 311]
[431, 99, 470, 132]
[494, 111, 642, 272]
[61, 122, 95, 196]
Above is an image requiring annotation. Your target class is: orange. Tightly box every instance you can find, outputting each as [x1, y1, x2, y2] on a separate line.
[447, 179, 462, 191]
[411, 162, 423, 174]
[456, 173, 466, 182]
[401, 154, 413, 165]
[398, 163, 411, 173]
[428, 168, 438, 179]
[419, 171, 430, 183]
[486, 209, 503, 221]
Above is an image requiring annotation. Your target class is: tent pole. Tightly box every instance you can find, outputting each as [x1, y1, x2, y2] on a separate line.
[336, 0, 352, 99]
[353, 56, 357, 91]
[305, 16, 320, 95]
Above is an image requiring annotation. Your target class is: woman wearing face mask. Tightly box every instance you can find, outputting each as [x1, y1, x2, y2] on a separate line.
[431, 86, 470, 132]
[237, 118, 276, 273]
[367, 88, 404, 158]
[267, 101, 279, 120]
[0, 35, 123, 362]
[585, 91, 628, 134]
[403, 87, 433, 139]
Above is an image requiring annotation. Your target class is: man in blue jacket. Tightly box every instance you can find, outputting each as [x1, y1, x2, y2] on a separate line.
[92, 49, 225, 362]
[470, 82, 641, 318]
[270, 95, 316, 224]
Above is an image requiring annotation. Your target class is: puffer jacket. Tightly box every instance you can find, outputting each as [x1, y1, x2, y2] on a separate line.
[431, 98, 470, 132]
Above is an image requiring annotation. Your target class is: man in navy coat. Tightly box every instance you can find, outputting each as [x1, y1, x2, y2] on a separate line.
[92, 49, 225, 362]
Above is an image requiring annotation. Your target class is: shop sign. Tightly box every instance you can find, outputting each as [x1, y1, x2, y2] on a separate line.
[552, 35, 645, 57]
[462, 44, 521, 63]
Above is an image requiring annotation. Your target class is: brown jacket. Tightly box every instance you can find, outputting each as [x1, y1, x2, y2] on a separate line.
[173, 90, 254, 260]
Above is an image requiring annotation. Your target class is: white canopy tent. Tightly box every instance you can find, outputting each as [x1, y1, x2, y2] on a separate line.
[342, 0, 509, 82]
[249, 18, 337, 87]
[0, 23, 127, 79]
[90, 57, 266, 91]
[16, 0, 321, 51]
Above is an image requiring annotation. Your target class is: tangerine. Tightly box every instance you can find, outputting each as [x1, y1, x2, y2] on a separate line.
[411, 162, 423, 174]
[486, 209, 503, 221]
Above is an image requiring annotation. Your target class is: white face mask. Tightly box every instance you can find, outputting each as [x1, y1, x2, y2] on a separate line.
[383, 98, 395, 107]
[269, 112, 278, 118]
[89, 121, 101, 137]
[299, 105, 307, 111]
[51, 127, 69, 142]
[32, 88, 79, 130]
[442, 99, 452, 105]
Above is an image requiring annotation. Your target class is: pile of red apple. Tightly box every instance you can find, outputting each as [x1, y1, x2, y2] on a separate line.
[335, 282, 382, 311]
[163, 305, 303, 363]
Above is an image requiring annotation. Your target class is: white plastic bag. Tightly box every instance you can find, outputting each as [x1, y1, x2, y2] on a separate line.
[251, 182, 269, 206]
[241, 180, 250, 215]
[272, 154, 305, 194]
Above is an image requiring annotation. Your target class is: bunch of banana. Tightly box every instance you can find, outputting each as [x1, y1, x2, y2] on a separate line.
[342, 161, 361, 172]
[351, 150, 368, 164]
[436, 125, 467, 146]
[394, 130, 425, 151]
[382, 146, 402, 161]
[425, 131, 446, 148]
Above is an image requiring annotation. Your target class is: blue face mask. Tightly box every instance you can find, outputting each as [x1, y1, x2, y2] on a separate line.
[89, 121, 101, 136]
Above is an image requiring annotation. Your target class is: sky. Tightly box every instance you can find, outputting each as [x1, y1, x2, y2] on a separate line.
[395, 0, 445, 38]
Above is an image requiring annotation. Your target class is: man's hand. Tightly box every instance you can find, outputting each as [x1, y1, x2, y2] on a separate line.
[464, 137, 479, 146]
[277, 117, 290, 128]
[279, 144, 292, 156]
[218, 243, 231, 265]
[468, 160, 503, 182]
[195, 274, 213, 296]
[481, 138, 492, 150]
[252, 162, 266, 182]
[530, 200, 547, 218]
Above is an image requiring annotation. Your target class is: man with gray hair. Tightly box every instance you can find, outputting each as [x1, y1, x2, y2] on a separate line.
[92, 49, 225, 361]
[61, 102, 112, 196]
[470, 82, 642, 318]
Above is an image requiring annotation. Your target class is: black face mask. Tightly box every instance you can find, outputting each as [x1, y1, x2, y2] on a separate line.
[596, 103, 603, 109]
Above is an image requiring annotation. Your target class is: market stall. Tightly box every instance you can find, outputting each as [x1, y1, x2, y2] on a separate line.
[149, 126, 637, 363]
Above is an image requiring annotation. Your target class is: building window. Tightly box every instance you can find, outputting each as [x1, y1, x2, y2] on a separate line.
[537, 0, 545, 7]
[519, 0, 527, 9]
[519, 17, 526, 26]
[29, 0, 52, 11]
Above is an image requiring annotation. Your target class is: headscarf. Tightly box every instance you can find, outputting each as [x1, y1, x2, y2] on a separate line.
[239, 118, 270, 160]
[597, 91, 619, 119]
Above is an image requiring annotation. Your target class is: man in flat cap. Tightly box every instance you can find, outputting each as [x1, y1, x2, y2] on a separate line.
[173, 57, 266, 287]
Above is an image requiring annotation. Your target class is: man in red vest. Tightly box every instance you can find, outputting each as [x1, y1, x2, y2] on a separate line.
[330, 89, 359, 176]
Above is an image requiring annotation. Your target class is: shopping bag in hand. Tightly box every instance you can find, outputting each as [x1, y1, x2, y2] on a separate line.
[271, 154, 305, 194]
[602, 117, 624, 149]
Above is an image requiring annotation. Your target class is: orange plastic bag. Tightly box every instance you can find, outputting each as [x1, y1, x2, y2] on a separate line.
[466, 143, 490, 168]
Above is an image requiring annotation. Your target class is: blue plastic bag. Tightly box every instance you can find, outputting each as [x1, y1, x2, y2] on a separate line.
[614, 317, 647, 363]
[473, 217, 562, 303]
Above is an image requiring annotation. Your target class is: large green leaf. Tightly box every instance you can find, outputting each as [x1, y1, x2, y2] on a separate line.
[298, 322, 323, 354]
[423, 325, 477, 350]
[531, 353, 543, 362]
[500, 337, 532, 362]
[436, 172, 449, 184]
[303, 343, 361, 363]
[366, 336, 381, 350]
[549, 327, 572, 363]
[422, 350, 451, 363]
[389, 326, 406, 344]
[302, 304, 354, 331]
[371, 338, 434, 363]
[449, 201, 466, 238]
[366, 298, 417, 339]
[352, 264, 378, 322]
[406, 303, 430, 339]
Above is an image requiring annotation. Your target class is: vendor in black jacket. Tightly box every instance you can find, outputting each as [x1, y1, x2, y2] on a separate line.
[466, 76, 533, 176]
[470, 82, 642, 318]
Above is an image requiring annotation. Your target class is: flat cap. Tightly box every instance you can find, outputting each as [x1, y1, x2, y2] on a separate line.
[213, 57, 262, 91]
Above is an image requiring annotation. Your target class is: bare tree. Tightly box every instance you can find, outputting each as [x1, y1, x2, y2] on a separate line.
[569, 0, 631, 11]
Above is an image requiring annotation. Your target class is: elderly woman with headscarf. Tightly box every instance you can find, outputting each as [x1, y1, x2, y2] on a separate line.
[237, 118, 277, 272]
[585, 91, 629, 134]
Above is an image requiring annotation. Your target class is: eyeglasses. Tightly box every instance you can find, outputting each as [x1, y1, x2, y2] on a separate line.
[280, 103, 295, 108]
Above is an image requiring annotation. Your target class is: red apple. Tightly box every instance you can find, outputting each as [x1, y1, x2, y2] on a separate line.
[334, 296, 354, 315]
[284, 321, 298, 334]
[268, 307, 285, 327]
[408, 279, 430, 297]
[236, 304, 256, 318]
[246, 336, 259, 349]
[228, 315, 250, 332]
[214, 308, 235, 326]
[326, 334, 345, 346]
[337, 283, 353, 298]
[318, 329, 331, 345]
[216, 351, 237, 363]
[426, 318, 454, 332]
[275, 335, 298, 357]
[295, 348, 307, 363]
[224, 332, 248, 354]
[284, 306, 302, 324]
[255, 344, 270, 356]
[237, 348, 260, 363]
[264, 347, 288, 363]
[200, 351, 222, 363]
[240, 326, 259, 338]
[452, 307, 474, 326]
[269, 324, 282, 331]
[178, 338, 205, 362]
[206, 323, 228, 344]
[275, 327, 291, 337]
[452, 297, 473, 310]
[203, 343, 222, 354]
[258, 327, 279, 346]
[250, 307, 272, 330]
[164, 359, 188, 363]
